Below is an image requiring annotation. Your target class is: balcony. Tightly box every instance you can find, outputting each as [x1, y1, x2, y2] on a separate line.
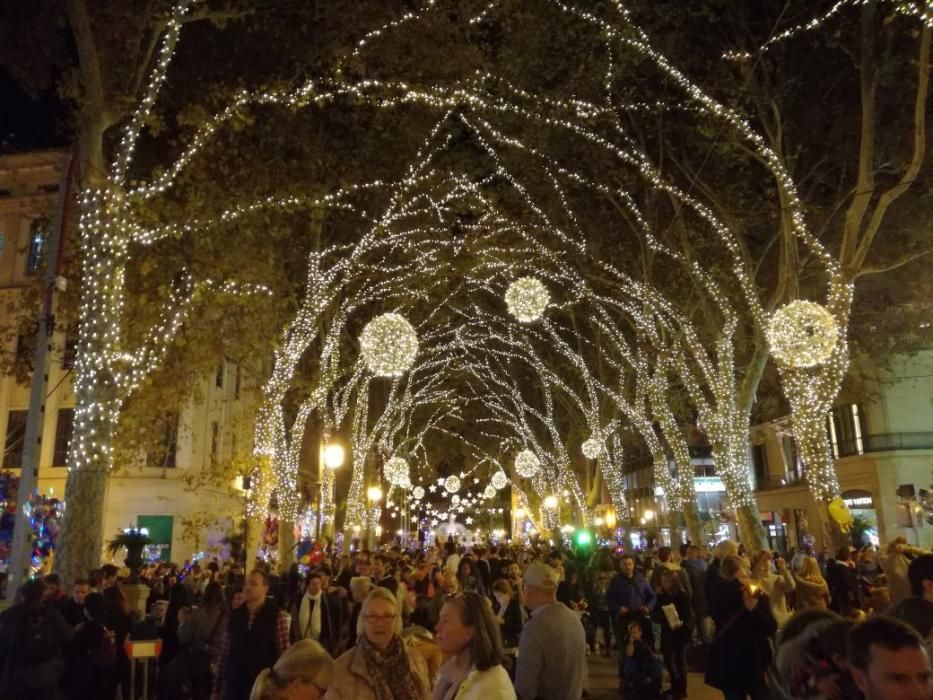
[835, 432, 933, 457]
[756, 472, 807, 492]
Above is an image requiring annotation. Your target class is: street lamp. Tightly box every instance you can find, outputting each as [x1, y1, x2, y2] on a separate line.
[644, 509, 655, 521]
[544, 495, 559, 509]
[367, 485, 383, 503]
[323, 443, 345, 470]
[605, 509, 617, 529]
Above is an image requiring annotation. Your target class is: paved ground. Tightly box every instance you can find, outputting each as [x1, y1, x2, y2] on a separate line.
[586, 653, 721, 699]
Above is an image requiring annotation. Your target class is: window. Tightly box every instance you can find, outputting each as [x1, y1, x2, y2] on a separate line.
[62, 333, 77, 370]
[26, 223, 47, 274]
[234, 364, 241, 399]
[3, 410, 28, 468]
[0, 233, 6, 257]
[147, 414, 178, 468]
[215, 363, 224, 389]
[781, 435, 802, 478]
[15, 334, 32, 365]
[827, 403, 866, 458]
[53, 408, 74, 466]
[752, 444, 768, 487]
[210, 422, 219, 462]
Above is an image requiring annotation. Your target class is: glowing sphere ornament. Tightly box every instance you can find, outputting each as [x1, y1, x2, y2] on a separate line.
[412, 486, 425, 500]
[444, 476, 461, 494]
[397, 473, 412, 490]
[452, 494, 461, 505]
[767, 301, 837, 368]
[491, 470, 508, 490]
[514, 449, 540, 479]
[360, 313, 419, 377]
[581, 437, 601, 459]
[383, 456, 410, 486]
[505, 277, 549, 323]
[484, 485, 496, 499]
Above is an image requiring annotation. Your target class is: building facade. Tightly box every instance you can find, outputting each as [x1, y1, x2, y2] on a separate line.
[0, 150, 253, 567]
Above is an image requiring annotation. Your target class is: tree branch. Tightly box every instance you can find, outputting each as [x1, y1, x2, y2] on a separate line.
[855, 247, 933, 278]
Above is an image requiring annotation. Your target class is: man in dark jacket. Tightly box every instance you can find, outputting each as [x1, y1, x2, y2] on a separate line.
[887, 553, 933, 653]
[606, 555, 656, 682]
[683, 545, 711, 643]
[211, 570, 289, 700]
[827, 546, 864, 617]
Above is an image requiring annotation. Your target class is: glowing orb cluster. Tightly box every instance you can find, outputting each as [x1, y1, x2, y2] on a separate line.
[412, 486, 425, 500]
[451, 494, 461, 505]
[505, 277, 549, 322]
[581, 437, 602, 459]
[483, 485, 496, 499]
[491, 470, 509, 490]
[359, 313, 419, 377]
[767, 300, 838, 368]
[383, 456, 410, 487]
[444, 476, 461, 494]
[514, 449, 540, 478]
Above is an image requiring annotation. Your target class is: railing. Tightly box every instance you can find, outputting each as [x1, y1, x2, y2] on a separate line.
[756, 472, 807, 492]
[836, 432, 933, 457]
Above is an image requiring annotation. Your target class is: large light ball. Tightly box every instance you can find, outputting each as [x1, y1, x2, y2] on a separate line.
[505, 277, 549, 323]
[360, 313, 419, 377]
[514, 449, 540, 479]
[767, 300, 838, 368]
[383, 456, 410, 486]
[484, 485, 496, 499]
[444, 476, 461, 494]
[491, 470, 508, 490]
[412, 486, 425, 500]
[581, 437, 601, 459]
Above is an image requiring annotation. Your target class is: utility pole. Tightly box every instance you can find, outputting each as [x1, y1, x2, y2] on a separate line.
[6, 152, 76, 597]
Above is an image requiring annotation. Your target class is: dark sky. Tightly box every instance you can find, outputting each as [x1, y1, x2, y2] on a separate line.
[0, 69, 70, 154]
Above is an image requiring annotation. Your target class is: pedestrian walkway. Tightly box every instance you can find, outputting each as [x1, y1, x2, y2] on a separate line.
[586, 653, 721, 699]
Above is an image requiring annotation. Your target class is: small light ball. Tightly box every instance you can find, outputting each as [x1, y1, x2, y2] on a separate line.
[360, 313, 419, 377]
[515, 449, 540, 479]
[505, 277, 549, 323]
[452, 494, 461, 505]
[491, 470, 508, 490]
[412, 486, 425, 500]
[444, 476, 461, 494]
[581, 437, 601, 459]
[484, 485, 496, 499]
[767, 300, 837, 368]
[397, 473, 411, 490]
[383, 456, 410, 486]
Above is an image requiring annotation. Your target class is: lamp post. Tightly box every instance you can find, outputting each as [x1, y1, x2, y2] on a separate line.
[317, 441, 345, 540]
[366, 485, 383, 549]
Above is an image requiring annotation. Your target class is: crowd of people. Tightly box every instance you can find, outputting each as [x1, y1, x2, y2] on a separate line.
[0, 534, 930, 699]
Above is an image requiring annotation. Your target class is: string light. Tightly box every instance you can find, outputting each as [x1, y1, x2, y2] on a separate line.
[360, 313, 419, 377]
[514, 449, 541, 479]
[767, 300, 838, 369]
[491, 470, 508, 490]
[444, 476, 461, 494]
[581, 437, 601, 460]
[505, 277, 550, 322]
[384, 456, 410, 486]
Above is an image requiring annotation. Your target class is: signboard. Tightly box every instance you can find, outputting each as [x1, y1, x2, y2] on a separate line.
[137, 515, 173, 561]
[841, 490, 875, 510]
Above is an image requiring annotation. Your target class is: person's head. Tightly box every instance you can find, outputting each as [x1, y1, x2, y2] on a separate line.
[203, 581, 225, 610]
[355, 557, 372, 578]
[84, 592, 108, 622]
[721, 555, 750, 582]
[657, 547, 672, 564]
[627, 621, 643, 642]
[751, 549, 772, 572]
[458, 558, 475, 578]
[349, 576, 373, 603]
[547, 551, 562, 567]
[231, 589, 245, 609]
[800, 556, 823, 581]
[103, 581, 129, 615]
[249, 639, 333, 700]
[492, 579, 512, 599]
[19, 578, 46, 607]
[43, 573, 62, 600]
[440, 571, 459, 595]
[712, 539, 738, 562]
[660, 569, 683, 595]
[245, 570, 270, 606]
[837, 546, 854, 563]
[909, 555, 933, 602]
[101, 564, 119, 587]
[371, 555, 387, 579]
[435, 591, 505, 670]
[523, 562, 559, 610]
[686, 545, 701, 560]
[71, 579, 90, 605]
[358, 587, 401, 649]
[506, 563, 521, 579]
[318, 567, 332, 589]
[305, 573, 323, 597]
[88, 568, 104, 589]
[848, 617, 932, 700]
[619, 555, 635, 577]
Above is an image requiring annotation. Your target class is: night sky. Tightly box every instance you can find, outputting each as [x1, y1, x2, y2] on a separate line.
[0, 68, 69, 153]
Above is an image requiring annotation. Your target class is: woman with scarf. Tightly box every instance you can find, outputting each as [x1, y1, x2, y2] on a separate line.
[433, 591, 515, 700]
[325, 587, 430, 700]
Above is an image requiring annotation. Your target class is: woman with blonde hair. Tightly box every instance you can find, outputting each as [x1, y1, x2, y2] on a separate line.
[249, 639, 333, 700]
[793, 556, 830, 611]
[326, 587, 430, 700]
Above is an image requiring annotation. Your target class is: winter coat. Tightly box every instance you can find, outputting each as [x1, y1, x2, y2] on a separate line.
[793, 575, 830, 611]
[325, 638, 431, 700]
[605, 574, 656, 616]
[682, 558, 709, 618]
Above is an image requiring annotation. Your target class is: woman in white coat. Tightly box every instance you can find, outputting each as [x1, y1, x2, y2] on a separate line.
[433, 591, 516, 700]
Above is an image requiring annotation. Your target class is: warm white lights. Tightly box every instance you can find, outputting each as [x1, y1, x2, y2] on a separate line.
[581, 437, 601, 460]
[383, 456, 410, 486]
[367, 486, 383, 502]
[483, 485, 496, 499]
[323, 444, 345, 470]
[444, 476, 461, 494]
[505, 277, 549, 322]
[514, 449, 540, 479]
[491, 470, 508, 490]
[412, 486, 425, 500]
[360, 313, 419, 377]
[544, 495, 559, 509]
[767, 301, 838, 368]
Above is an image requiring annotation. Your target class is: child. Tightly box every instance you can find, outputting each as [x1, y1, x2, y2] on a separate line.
[622, 620, 663, 699]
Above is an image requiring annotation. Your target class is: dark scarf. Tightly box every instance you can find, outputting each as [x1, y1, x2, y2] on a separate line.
[358, 635, 424, 700]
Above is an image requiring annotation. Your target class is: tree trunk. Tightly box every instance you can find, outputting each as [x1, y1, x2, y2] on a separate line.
[278, 520, 295, 570]
[56, 463, 111, 585]
[682, 499, 703, 546]
[735, 503, 768, 553]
